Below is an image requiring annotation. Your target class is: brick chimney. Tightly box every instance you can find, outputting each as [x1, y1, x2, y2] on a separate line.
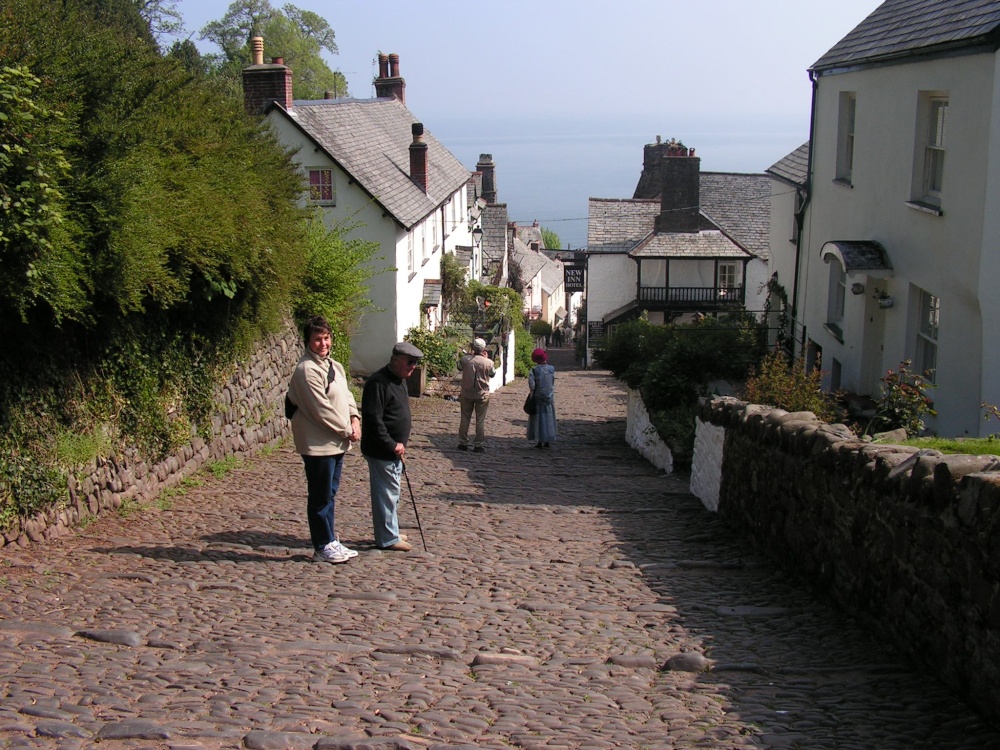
[374, 52, 405, 104]
[409, 123, 428, 192]
[654, 145, 701, 234]
[476, 154, 497, 204]
[242, 37, 293, 116]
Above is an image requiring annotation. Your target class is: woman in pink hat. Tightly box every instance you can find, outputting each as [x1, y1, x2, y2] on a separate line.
[527, 348, 557, 448]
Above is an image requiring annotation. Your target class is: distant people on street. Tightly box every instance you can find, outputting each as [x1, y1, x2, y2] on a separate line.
[360, 341, 423, 552]
[527, 348, 558, 449]
[286, 316, 361, 564]
[552, 327, 563, 347]
[457, 337, 496, 453]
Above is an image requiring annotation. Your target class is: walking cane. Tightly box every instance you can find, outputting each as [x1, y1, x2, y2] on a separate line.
[400, 460, 428, 551]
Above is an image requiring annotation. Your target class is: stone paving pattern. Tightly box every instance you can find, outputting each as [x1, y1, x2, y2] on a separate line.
[1, 347, 998, 750]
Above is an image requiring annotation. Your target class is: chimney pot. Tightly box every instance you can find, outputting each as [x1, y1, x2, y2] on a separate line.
[272, 57, 283, 65]
[373, 52, 405, 104]
[242, 37, 294, 115]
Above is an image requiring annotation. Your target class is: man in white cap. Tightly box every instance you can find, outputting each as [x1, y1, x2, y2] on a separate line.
[457, 337, 496, 453]
[361, 341, 423, 551]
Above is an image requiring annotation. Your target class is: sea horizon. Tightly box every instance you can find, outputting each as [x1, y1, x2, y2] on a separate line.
[431, 113, 807, 250]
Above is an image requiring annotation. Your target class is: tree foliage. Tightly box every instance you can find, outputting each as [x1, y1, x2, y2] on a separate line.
[200, 0, 347, 100]
[541, 226, 561, 249]
[0, 0, 347, 523]
[0, 64, 88, 324]
[293, 214, 382, 367]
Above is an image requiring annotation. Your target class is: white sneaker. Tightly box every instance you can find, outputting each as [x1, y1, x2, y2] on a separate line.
[329, 540, 358, 559]
[313, 544, 349, 564]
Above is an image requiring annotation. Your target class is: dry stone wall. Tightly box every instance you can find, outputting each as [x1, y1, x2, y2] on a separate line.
[696, 395, 1000, 720]
[2, 325, 301, 549]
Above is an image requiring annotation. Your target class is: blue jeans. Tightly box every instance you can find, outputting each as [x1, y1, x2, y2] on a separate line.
[365, 456, 403, 548]
[301, 453, 343, 550]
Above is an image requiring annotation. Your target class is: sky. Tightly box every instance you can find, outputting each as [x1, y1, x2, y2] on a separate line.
[166, 0, 885, 246]
[170, 0, 884, 123]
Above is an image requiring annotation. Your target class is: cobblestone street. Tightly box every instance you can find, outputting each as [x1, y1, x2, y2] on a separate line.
[1, 347, 997, 750]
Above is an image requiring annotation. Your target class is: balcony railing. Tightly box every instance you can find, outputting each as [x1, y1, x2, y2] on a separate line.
[637, 285, 745, 307]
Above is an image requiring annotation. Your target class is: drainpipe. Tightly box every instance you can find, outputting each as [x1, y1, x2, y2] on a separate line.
[790, 69, 819, 354]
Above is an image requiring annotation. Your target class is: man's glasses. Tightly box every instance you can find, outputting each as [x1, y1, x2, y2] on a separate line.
[405, 358, 420, 366]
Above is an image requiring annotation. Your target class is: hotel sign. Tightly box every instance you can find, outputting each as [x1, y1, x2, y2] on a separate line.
[564, 264, 585, 292]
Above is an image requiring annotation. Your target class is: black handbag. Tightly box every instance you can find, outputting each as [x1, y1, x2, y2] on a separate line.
[523, 393, 537, 415]
[284, 394, 297, 419]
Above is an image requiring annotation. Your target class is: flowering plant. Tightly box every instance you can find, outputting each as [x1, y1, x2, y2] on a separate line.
[871, 360, 936, 436]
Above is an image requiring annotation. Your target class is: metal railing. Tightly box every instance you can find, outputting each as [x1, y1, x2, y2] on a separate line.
[637, 286, 746, 306]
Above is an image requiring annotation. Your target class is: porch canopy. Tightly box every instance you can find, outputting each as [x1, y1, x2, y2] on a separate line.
[820, 240, 892, 278]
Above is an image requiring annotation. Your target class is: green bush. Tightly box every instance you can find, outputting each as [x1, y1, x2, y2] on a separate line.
[514, 325, 534, 377]
[742, 351, 836, 422]
[404, 326, 462, 378]
[596, 314, 768, 452]
[529, 319, 552, 340]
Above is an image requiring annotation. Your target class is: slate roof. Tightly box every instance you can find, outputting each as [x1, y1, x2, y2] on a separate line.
[481, 203, 509, 268]
[539, 254, 564, 294]
[767, 143, 810, 187]
[700, 172, 771, 261]
[512, 239, 565, 298]
[276, 97, 470, 230]
[586, 199, 660, 254]
[587, 171, 768, 261]
[422, 279, 442, 306]
[811, 0, 1000, 72]
[511, 237, 548, 282]
[630, 231, 748, 259]
[514, 223, 545, 249]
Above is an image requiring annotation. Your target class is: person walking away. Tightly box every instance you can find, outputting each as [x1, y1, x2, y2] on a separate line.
[527, 348, 557, 448]
[457, 337, 496, 453]
[360, 341, 423, 552]
[286, 316, 361, 564]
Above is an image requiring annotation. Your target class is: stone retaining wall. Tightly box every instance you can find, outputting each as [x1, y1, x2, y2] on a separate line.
[2, 325, 301, 549]
[693, 396, 1000, 719]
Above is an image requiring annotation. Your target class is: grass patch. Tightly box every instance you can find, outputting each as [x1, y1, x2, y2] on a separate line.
[206, 455, 244, 479]
[894, 436, 1000, 455]
[117, 497, 141, 518]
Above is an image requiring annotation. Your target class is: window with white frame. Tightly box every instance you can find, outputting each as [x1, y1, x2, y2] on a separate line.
[915, 288, 939, 382]
[836, 92, 856, 184]
[308, 168, 335, 204]
[911, 94, 948, 209]
[407, 231, 415, 273]
[826, 261, 846, 338]
[717, 262, 738, 289]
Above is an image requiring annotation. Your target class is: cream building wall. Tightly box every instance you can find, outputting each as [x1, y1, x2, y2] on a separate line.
[266, 114, 471, 376]
[800, 51, 997, 436]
